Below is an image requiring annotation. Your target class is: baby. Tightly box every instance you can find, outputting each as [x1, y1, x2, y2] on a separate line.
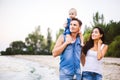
[63, 8, 84, 46]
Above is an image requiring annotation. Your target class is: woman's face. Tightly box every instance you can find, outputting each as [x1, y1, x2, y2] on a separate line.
[91, 28, 102, 40]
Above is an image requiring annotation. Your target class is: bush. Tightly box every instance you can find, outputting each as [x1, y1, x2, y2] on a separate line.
[106, 36, 120, 57]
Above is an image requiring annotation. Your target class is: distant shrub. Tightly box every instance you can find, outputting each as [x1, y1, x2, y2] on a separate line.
[106, 36, 120, 57]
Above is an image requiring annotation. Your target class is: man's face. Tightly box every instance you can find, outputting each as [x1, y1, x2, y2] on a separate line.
[70, 20, 80, 33]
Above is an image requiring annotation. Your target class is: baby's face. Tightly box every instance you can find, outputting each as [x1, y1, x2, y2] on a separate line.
[69, 11, 76, 19]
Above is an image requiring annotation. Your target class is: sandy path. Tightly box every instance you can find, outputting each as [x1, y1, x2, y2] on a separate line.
[0, 55, 120, 80]
[13, 55, 60, 75]
[0, 55, 59, 80]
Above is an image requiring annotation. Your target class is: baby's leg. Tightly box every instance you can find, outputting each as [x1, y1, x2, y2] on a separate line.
[79, 34, 84, 46]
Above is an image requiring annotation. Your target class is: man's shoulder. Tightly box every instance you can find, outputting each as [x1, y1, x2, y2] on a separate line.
[57, 34, 65, 41]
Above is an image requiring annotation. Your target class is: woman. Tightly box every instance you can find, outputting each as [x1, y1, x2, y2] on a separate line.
[81, 27, 108, 80]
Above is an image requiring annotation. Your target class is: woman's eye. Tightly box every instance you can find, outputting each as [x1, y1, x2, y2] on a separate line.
[95, 31, 98, 34]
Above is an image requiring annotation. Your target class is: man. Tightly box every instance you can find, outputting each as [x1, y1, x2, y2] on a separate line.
[52, 18, 82, 80]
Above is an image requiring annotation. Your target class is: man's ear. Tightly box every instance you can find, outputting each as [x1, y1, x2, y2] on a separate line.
[79, 27, 81, 30]
[78, 27, 80, 33]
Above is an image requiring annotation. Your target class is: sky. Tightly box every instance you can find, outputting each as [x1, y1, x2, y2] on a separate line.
[0, 0, 120, 51]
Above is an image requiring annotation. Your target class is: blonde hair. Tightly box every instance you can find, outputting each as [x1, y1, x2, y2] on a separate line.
[69, 8, 77, 16]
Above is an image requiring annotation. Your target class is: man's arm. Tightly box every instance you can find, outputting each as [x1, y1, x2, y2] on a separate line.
[52, 34, 72, 57]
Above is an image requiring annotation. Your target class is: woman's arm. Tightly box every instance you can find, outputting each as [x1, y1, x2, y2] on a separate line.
[97, 41, 108, 60]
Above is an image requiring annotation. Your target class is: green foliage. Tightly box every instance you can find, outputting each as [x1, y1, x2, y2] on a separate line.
[105, 21, 120, 44]
[25, 26, 47, 55]
[50, 41, 55, 52]
[56, 28, 64, 41]
[5, 48, 13, 55]
[10, 41, 26, 49]
[1, 51, 6, 55]
[1, 26, 53, 55]
[83, 26, 92, 43]
[84, 33, 90, 43]
[46, 27, 52, 53]
[92, 12, 105, 27]
[1, 41, 26, 55]
[10, 41, 26, 55]
[106, 36, 120, 57]
[1, 47, 13, 55]
[84, 12, 106, 43]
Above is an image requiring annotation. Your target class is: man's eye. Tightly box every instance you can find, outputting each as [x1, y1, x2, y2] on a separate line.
[74, 24, 76, 26]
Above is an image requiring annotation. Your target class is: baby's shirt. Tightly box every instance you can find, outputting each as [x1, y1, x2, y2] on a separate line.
[64, 18, 71, 35]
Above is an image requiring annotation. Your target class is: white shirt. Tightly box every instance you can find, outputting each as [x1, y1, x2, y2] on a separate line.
[83, 44, 105, 74]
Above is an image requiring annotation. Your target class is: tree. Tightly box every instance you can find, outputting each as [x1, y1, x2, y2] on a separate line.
[83, 25, 92, 43]
[46, 27, 52, 54]
[84, 12, 106, 43]
[10, 41, 26, 54]
[25, 26, 46, 54]
[105, 21, 120, 44]
[1, 25, 55, 55]
[1, 47, 13, 55]
[106, 36, 120, 57]
[91, 12, 105, 27]
[56, 28, 64, 41]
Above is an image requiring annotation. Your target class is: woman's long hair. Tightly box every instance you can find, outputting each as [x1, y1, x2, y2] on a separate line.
[83, 27, 105, 55]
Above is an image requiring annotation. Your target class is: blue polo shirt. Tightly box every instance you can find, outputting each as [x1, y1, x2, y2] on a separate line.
[60, 35, 82, 75]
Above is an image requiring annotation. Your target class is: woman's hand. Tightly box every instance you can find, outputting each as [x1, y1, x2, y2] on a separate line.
[98, 39, 103, 45]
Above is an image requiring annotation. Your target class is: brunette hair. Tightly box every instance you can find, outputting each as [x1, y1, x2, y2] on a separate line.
[71, 18, 82, 27]
[83, 27, 105, 55]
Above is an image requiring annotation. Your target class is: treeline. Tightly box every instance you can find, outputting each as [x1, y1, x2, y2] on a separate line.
[1, 26, 54, 55]
[0, 12, 120, 57]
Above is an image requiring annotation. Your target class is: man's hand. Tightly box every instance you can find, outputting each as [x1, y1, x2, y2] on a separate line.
[65, 35, 72, 44]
